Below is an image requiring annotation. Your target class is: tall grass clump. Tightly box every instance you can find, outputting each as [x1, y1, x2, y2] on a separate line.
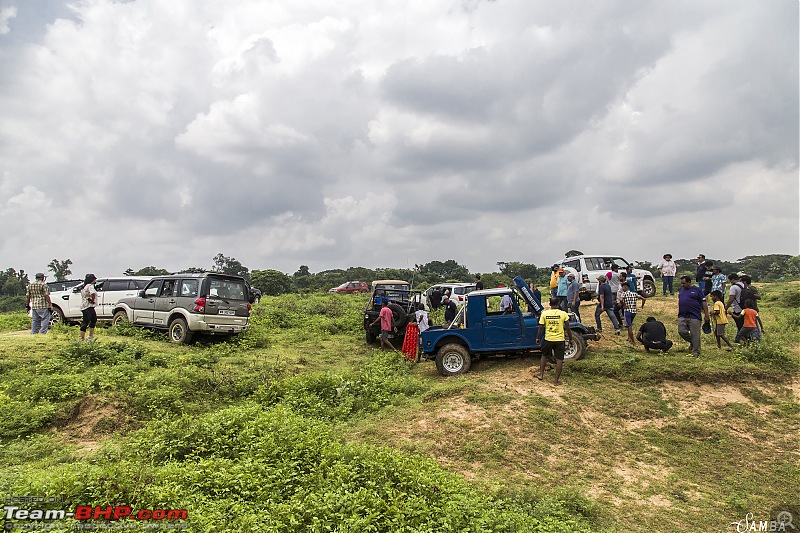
[3, 405, 599, 533]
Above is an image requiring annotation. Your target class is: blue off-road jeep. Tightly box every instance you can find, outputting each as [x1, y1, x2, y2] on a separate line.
[419, 276, 600, 376]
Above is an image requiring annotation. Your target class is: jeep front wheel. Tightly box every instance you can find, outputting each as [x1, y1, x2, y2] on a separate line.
[168, 317, 194, 344]
[640, 279, 656, 298]
[564, 334, 586, 361]
[435, 344, 471, 376]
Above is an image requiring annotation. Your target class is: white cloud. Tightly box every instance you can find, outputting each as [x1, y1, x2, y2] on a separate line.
[0, 6, 16, 35]
[0, 0, 796, 277]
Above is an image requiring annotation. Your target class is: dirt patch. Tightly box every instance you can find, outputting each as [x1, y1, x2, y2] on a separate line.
[659, 382, 752, 415]
[57, 395, 127, 452]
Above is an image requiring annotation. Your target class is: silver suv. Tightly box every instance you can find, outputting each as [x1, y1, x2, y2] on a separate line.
[112, 273, 250, 343]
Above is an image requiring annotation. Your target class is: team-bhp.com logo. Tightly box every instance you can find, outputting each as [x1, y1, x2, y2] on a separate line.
[3, 500, 188, 530]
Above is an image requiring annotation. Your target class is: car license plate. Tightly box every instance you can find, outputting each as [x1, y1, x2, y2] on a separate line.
[219, 310, 235, 315]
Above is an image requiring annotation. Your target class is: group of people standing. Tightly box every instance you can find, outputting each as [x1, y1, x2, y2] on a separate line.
[25, 272, 99, 341]
[590, 253, 764, 357]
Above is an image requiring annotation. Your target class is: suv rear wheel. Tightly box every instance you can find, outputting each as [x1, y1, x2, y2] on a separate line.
[168, 317, 194, 344]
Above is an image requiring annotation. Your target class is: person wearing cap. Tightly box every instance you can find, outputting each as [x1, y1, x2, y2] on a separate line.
[566, 272, 581, 322]
[442, 294, 457, 326]
[710, 266, 727, 298]
[549, 265, 560, 300]
[79, 274, 98, 341]
[656, 254, 677, 296]
[556, 269, 569, 311]
[594, 276, 620, 334]
[25, 272, 53, 334]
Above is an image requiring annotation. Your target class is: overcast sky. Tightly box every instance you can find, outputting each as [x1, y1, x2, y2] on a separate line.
[1, 0, 797, 279]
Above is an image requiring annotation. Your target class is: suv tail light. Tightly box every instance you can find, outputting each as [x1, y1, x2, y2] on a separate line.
[582, 274, 590, 283]
[193, 297, 206, 313]
[247, 303, 251, 314]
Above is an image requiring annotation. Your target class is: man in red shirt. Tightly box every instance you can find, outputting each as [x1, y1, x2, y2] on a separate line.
[369, 300, 397, 351]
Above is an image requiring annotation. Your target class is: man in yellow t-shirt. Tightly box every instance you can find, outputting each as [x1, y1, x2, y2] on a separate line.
[549, 264, 560, 300]
[710, 290, 732, 350]
[535, 297, 574, 386]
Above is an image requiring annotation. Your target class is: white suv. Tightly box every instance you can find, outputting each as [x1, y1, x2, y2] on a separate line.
[418, 283, 477, 310]
[50, 276, 152, 325]
[556, 255, 656, 299]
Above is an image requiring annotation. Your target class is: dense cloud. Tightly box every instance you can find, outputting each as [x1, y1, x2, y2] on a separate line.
[0, 0, 796, 278]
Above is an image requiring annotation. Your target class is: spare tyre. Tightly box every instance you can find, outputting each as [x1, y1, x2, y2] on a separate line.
[388, 303, 408, 330]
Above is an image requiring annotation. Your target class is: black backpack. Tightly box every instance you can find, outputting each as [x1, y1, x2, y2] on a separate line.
[737, 283, 757, 310]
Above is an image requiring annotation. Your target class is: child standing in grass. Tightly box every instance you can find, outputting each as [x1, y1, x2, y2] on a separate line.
[619, 282, 645, 344]
[710, 290, 732, 350]
[738, 300, 764, 346]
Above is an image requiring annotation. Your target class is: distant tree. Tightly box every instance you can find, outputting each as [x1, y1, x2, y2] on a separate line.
[633, 260, 656, 276]
[251, 269, 294, 296]
[123, 268, 135, 276]
[417, 260, 470, 282]
[565, 250, 584, 258]
[497, 262, 549, 285]
[736, 254, 797, 281]
[178, 267, 207, 274]
[130, 266, 170, 276]
[212, 254, 250, 279]
[48, 259, 73, 281]
[0, 268, 27, 296]
[479, 272, 511, 289]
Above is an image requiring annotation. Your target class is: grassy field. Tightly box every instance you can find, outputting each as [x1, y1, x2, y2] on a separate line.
[0, 283, 797, 532]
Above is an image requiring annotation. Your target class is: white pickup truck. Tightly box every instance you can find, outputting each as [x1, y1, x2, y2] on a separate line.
[50, 276, 152, 325]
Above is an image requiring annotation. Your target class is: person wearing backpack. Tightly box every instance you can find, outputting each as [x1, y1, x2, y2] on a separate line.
[725, 273, 746, 332]
[737, 275, 762, 342]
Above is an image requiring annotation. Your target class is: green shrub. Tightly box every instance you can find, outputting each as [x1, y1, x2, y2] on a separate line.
[0, 398, 56, 439]
[0, 310, 29, 331]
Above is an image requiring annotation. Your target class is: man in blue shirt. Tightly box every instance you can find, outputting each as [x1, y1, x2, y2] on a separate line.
[566, 273, 581, 322]
[556, 269, 569, 311]
[677, 276, 711, 357]
[594, 276, 620, 334]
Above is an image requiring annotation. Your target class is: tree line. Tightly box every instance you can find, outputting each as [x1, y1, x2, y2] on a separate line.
[1, 253, 798, 301]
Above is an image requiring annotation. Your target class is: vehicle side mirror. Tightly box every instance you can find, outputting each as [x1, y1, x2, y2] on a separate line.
[138, 290, 146, 297]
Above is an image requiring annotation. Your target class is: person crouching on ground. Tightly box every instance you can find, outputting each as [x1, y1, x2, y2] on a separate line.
[636, 317, 673, 353]
[535, 297, 573, 386]
[369, 300, 397, 351]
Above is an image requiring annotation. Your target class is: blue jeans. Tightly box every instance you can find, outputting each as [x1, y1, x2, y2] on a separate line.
[31, 308, 51, 334]
[662, 276, 674, 295]
[595, 304, 619, 331]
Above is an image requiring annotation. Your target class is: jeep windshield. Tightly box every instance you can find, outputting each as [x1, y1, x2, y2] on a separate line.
[207, 278, 248, 300]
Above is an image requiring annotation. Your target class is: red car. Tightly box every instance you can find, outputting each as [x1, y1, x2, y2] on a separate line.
[329, 281, 369, 294]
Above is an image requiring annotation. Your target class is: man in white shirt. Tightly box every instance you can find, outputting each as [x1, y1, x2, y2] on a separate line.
[656, 254, 677, 296]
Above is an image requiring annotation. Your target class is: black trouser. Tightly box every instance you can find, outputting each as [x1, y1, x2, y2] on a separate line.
[80, 308, 97, 331]
[641, 338, 673, 352]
